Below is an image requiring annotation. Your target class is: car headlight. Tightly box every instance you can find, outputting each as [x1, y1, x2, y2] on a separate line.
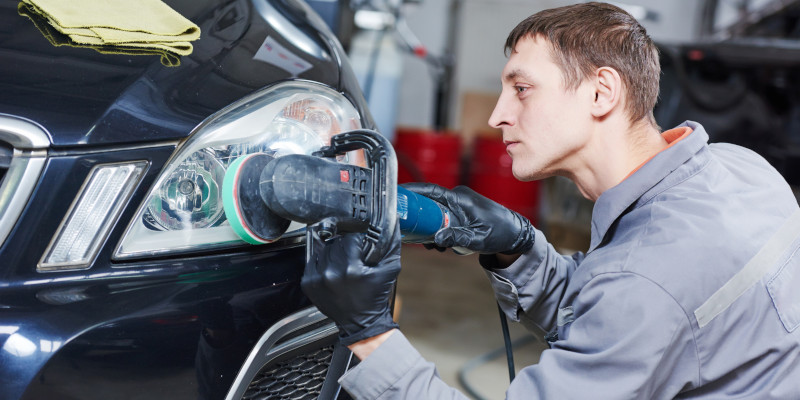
[114, 81, 363, 259]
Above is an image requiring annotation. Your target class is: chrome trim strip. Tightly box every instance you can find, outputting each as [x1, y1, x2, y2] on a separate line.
[266, 323, 339, 360]
[0, 152, 47, 246]
[225, 306, 337, 400]
[0, 115, 50, 246]
[0, 114, 51, 149]
[47, 140, 179, 156]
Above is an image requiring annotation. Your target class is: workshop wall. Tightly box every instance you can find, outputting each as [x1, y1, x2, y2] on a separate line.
[395, 0, 707, 133]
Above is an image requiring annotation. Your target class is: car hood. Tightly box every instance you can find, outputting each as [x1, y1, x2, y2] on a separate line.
[0, 0, 347, 148]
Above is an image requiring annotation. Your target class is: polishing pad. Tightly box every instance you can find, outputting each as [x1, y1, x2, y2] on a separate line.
[222, 153, 291, 244]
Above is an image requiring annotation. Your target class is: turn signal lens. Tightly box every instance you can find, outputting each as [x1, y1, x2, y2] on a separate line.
[39, 162, 147, 271]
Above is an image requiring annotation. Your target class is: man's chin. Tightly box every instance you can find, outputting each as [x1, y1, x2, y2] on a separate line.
[512, 168, 547, 182]
[511, 170, 546, 182]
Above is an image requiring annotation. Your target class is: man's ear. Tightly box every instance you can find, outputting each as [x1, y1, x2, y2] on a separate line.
[590, 67, 622, 118]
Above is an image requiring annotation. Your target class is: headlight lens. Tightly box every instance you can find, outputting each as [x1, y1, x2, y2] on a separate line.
[114, 81, 362, 259]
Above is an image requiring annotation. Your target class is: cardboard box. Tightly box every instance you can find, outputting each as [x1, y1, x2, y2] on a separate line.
[459, 91, 502, 153]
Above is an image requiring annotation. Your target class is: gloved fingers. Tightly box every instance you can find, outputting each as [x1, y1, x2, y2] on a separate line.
[304, 227, 328, 276]
[503, 211, 536, 254]
[434, 227, 474, 249]
[401, 182, 453, 206]
[375, 223, 403, 270]
[423, 242, 447, 252]
[338, 231, 367, 260]
[433, 227, 456, 248]
[451, 185, 482, 198]
[303, 229, 360, 289]
[452, 246, 474, 256]
[299, 221, 402, 346]
[333, 232, 371, 280]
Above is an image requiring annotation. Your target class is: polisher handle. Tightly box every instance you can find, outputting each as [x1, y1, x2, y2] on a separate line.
[314, 130, 398, 266]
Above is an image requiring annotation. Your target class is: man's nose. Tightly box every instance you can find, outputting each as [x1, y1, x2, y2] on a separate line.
[488, 93, 513, 129]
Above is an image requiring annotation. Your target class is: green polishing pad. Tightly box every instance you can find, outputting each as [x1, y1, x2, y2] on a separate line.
[222, 153, 291, 244]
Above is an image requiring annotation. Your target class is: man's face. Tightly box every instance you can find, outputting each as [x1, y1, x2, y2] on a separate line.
[489, 35, 594, 181]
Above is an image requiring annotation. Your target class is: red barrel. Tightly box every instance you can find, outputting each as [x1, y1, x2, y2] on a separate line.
[393, 128, 462, 188]
[468, 137, 540, 225]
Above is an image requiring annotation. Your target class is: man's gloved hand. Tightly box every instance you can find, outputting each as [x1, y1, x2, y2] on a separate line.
[301, 223, 401, 347]
[402, 183, 535, 255]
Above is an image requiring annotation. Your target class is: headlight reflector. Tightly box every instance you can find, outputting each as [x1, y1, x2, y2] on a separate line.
[145, 149, 226, 230]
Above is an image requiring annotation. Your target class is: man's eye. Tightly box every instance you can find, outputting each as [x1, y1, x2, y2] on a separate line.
[515, 86, 528, 94]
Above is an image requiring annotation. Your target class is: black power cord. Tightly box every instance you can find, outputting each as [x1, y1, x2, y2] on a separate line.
[457, 303, 533, 400]
[497, 303, 516, 381]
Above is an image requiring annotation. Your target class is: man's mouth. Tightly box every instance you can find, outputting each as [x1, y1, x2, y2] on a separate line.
[503, 140, 518, 152]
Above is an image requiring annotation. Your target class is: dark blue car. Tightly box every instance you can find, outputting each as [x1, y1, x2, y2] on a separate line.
[0, 1, 371, 398]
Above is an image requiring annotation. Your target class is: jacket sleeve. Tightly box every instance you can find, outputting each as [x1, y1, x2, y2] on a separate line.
[340, 273, 697, 400]
[338, 330, 471, 400]
[505, 272, 698, 399]
[484, 228, 584, 333]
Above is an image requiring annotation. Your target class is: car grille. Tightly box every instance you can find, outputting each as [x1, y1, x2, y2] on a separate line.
[242, 344, 334, 400]
[226, 307, 353, 400]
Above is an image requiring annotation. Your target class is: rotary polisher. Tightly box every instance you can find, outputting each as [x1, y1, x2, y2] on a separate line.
[221, 129, 462, 266]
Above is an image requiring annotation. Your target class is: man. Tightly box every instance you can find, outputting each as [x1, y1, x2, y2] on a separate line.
[302, 2, 800, 398]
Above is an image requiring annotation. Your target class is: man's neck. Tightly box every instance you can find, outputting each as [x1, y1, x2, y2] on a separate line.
[566, 118, 665, 201]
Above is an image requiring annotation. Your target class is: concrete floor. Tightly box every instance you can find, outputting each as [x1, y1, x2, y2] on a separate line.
[395, 244, 549, 400]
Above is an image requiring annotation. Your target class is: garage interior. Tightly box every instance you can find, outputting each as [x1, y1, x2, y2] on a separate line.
[3, 0, 800, 399]
[307, 0, 800, 398]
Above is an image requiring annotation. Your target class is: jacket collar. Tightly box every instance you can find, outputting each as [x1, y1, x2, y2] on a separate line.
[588, 121, 710, 252]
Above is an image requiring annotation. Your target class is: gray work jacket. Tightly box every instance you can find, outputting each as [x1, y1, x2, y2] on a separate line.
[340, 121, 800, 399]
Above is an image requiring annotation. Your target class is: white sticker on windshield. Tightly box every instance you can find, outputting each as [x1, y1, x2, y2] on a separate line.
[253, 36, 312, 76]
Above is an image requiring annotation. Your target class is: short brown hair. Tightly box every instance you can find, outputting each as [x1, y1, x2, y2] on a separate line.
[506, 2, 660, 126]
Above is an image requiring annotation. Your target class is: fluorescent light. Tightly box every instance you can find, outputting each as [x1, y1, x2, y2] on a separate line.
[39, 162, 147, 271]
[354, 10, 396, 30]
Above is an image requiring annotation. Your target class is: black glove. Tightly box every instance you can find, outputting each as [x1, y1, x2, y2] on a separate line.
[301, 224, 401, 346]
[402, 183, 535, 255]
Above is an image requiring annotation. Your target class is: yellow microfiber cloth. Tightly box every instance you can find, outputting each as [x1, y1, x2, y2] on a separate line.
[18, 0, 200, 66]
